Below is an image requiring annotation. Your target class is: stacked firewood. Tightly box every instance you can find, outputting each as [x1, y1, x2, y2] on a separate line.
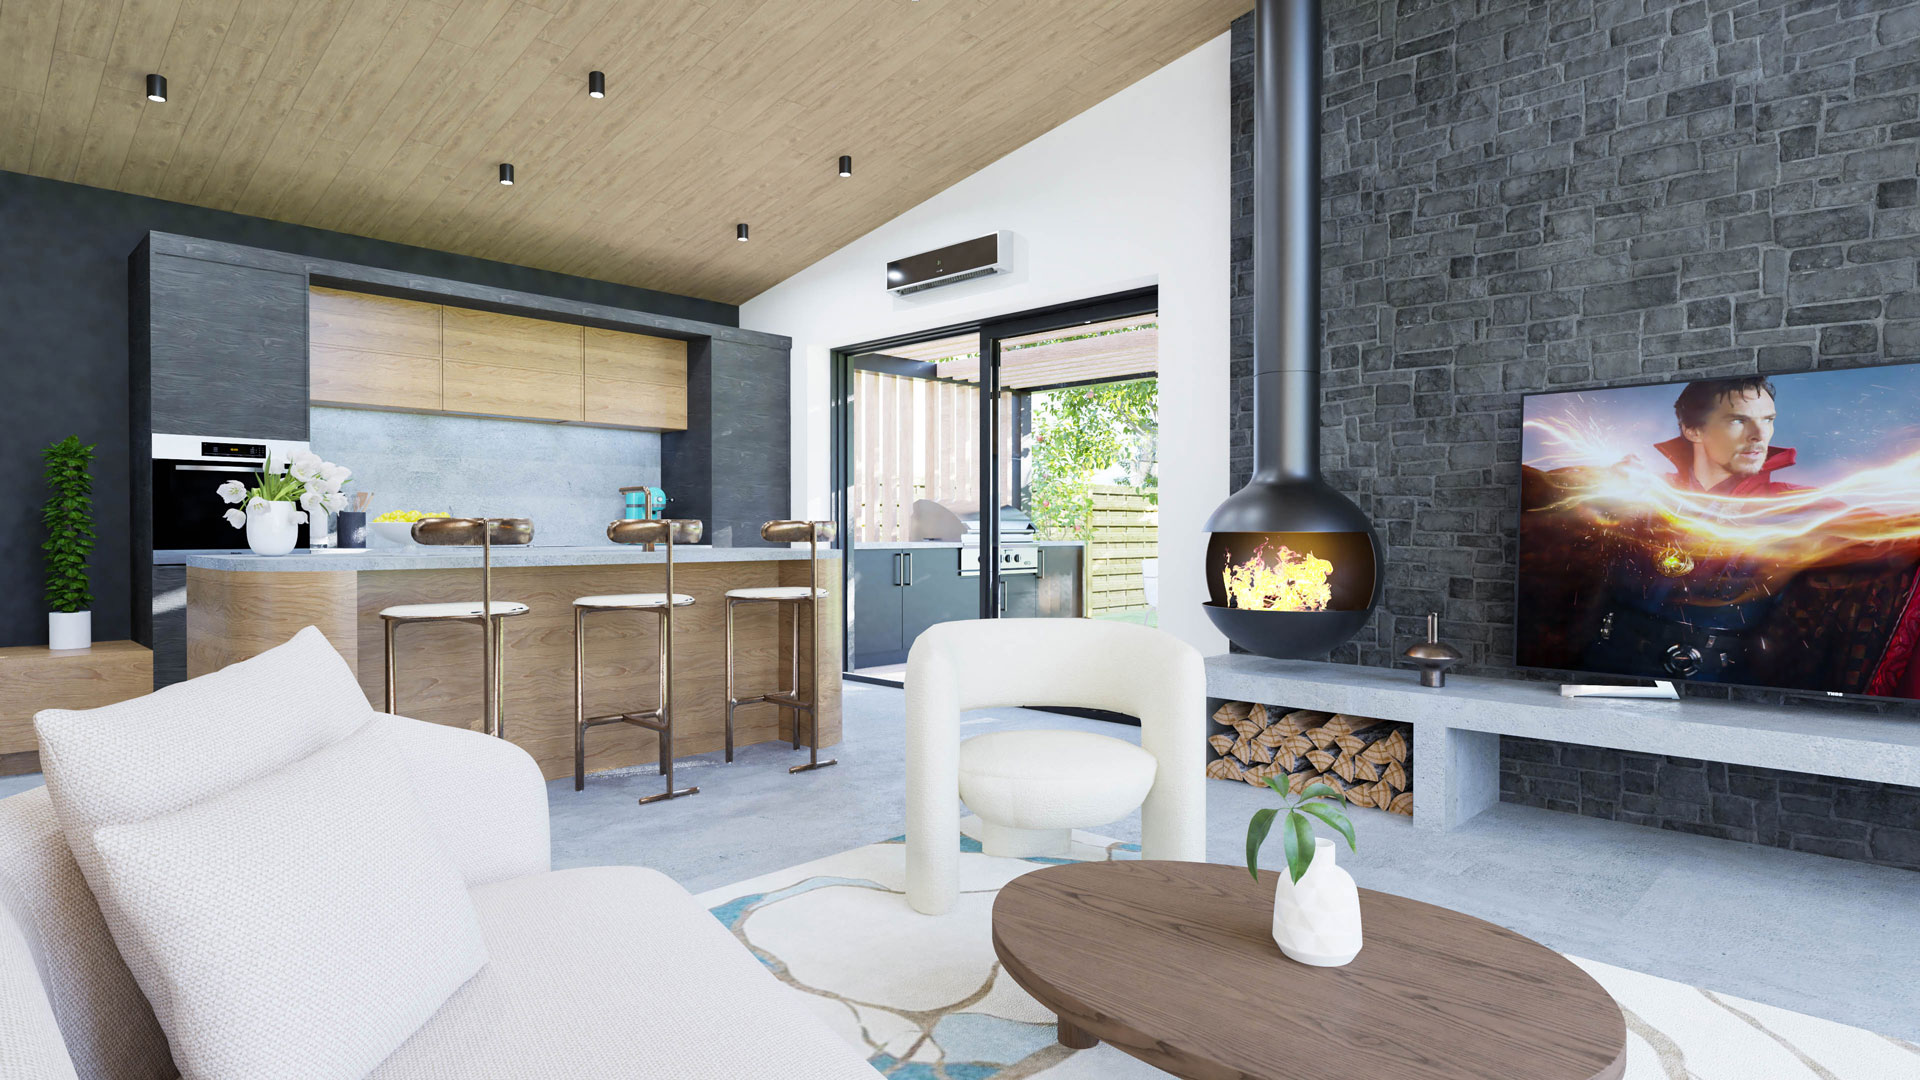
[1206, 702, 1413, 815]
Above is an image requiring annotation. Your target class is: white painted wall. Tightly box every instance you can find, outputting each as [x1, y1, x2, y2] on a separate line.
[740, 33, 1231, 655]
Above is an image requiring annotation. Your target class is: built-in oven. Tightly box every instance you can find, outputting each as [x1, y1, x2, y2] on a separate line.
[152, 434, 312, 551]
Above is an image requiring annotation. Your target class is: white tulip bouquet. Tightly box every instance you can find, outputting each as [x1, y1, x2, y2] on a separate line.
[215, 451, 352, 529]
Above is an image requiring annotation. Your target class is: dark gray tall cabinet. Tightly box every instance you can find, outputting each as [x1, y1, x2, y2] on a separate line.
[131, 236, 313, 688]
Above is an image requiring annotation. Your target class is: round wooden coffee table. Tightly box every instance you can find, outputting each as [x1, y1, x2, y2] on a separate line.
[992, 861, 1626, 1080]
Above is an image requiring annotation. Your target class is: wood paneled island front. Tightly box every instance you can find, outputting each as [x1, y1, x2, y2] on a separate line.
[185, 546, 841, 781]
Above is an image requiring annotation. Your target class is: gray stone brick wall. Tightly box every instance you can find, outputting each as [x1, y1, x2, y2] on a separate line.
[1502, 736, 1920, 870]
[1227, 2, 1920, 702]
[1226, 4, 1920, 868]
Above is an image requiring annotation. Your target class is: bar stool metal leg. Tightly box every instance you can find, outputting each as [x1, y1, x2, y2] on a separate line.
[383, 618, 397, 714]
[787, 601, 802, 750]
[723, 597, 738, 764]
[573, 605, 587, 791]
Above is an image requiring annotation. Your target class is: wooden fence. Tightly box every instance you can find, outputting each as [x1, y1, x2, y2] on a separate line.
[1087, 484, 1157, 616]
[852, 368, 1010, 542]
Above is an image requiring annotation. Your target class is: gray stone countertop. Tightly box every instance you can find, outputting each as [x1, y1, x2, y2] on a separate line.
[854, 540, 1087, 548]
[182, 544, 842, 572]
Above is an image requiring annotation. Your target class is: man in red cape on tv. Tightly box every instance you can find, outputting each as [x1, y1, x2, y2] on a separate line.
[1521, 375, 1920, 699]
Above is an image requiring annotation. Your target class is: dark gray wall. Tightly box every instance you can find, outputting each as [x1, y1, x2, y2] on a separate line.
[1227, 2, 1920, 687]
[1225, 2, 1920, 868]
[1502, 735, 1920, 871]
[0, 169, 736, 648]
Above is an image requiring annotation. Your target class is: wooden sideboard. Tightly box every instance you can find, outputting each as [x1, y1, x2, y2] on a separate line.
[309, 286, 689, 430]
[0, 641, 153, 775]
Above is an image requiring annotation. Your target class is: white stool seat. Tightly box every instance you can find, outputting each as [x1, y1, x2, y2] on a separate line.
[724, 586, 827, 601]
[959, 730, 1158, 835]
[574, 593, 695, 609]
[380, 601, 530, 620]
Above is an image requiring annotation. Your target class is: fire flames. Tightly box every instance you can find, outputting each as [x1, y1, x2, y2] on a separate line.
[1524, 413, 1920, 570]
[1222, 542, 1334, 612]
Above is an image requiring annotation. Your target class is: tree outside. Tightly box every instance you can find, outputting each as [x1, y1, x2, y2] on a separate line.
[1023, 377, 1158, 541]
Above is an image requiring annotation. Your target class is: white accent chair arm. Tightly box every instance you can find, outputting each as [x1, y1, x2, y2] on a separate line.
[378, 714, 551, 886]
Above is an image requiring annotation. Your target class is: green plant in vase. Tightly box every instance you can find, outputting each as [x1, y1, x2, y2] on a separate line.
[41, 435, 96, 650]
[1246, 775, 1365, 967]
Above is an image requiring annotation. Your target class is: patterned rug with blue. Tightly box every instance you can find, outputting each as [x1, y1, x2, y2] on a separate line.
[695, 820, 1920, 1079]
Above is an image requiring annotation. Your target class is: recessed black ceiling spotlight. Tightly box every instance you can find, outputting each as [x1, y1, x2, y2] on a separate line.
[588, 71, 605, 98]
[838, 155, 852, 177]
[146, 74, 167, 102]
[498, 163, 515, 186]
[736, 223, 750, 242]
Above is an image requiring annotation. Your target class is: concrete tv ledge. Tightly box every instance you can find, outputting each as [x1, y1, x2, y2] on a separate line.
[1205, 654, 1920, 833]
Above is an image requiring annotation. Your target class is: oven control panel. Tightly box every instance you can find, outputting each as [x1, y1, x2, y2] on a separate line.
[959, 545, 1040, 576]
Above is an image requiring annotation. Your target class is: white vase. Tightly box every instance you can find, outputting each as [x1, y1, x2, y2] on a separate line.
[47, 611, 91, 651]
[1271, 837, 1363, 967]
[246, 500, 301, 556]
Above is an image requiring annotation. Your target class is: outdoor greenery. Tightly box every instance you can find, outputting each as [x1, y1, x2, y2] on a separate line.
[1246, 776, 1358, 884]
[1025, 377, 1158, 540]
[41, 435, 95, 614]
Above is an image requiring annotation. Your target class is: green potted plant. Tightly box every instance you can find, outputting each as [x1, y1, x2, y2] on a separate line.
[1246, 775, 1363, 967]
[42, 435, 96, 650]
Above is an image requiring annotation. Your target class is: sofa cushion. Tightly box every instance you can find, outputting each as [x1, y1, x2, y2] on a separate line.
[370, 866, 879, 1079]
[0, 787, 173, 1080]
[33, 625, 377, 1079]
[90, 721, 487, 1080]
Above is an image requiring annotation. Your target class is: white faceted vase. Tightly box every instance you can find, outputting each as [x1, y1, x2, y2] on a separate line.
[1271, 837, 1362, 967]
[246, 500, 301, 556]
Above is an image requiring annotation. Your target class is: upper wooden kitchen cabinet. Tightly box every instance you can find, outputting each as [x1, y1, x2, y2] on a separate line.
[584, 326, 689, 430]
[309, 287, 443, 411]
[441, 306, 584, 422]
[304, 285, 688, 430]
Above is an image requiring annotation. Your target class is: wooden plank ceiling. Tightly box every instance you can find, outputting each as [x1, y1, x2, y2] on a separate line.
[0, 0, 1246, 305]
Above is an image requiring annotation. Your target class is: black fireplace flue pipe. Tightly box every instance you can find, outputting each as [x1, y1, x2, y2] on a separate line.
[1253, 0, 1322, 487]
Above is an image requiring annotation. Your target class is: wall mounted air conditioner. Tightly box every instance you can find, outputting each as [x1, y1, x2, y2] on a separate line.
[885, 231, 1008, 295]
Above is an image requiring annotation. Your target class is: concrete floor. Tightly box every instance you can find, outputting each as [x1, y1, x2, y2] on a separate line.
[5, 679, 1913, 1041]
[550, 681, 1920, 1044]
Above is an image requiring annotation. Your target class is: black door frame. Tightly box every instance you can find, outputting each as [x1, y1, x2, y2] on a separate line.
[830, 286, 1159, 679]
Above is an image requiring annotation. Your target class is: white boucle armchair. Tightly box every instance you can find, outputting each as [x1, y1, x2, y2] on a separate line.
[904, 618, 1207, 915]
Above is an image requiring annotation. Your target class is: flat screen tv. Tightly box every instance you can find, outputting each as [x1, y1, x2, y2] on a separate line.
[1517, 363, 1920, 701]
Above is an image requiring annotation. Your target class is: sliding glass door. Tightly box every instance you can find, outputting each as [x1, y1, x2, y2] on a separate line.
[833, 288, 1158, 682]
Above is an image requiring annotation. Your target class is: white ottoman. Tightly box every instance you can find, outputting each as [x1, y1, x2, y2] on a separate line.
[958, 730, 1158, 857]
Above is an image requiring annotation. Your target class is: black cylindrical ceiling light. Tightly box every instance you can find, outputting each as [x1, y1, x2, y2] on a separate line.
[145, 74, 167, 102]
[498, 163, 515, 186]
[736, 223, 750, 242]
[588, 70, 605, 98]
[838, 155, 852, 177]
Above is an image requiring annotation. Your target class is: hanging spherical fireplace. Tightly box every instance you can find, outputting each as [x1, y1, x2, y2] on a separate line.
[1204, 0, 1382, 659]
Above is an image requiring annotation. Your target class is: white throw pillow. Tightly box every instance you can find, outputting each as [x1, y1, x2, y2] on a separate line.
[33, 626, 391, 1078]
[89, 721, 487, 1080]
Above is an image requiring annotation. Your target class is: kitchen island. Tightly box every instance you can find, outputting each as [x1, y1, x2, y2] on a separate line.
[184, 545, 840, 781]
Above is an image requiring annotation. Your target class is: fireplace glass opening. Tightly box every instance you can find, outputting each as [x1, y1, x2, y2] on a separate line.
[1206, 531, 1377, 612]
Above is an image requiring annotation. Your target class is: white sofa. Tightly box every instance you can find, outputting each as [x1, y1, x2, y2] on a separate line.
[0, 629, 877, 1079]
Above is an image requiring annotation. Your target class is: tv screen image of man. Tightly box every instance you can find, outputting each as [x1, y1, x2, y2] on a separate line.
[1516, 370, 1920, 700]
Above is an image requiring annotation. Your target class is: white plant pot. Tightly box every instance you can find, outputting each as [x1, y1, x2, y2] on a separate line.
[246, 500, 302, 557]
[48, 611, 91, 651]
[1271, 837, 1363, 967]
[1140, 557, 1160, 607]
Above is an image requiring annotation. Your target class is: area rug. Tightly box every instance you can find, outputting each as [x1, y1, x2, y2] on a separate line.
[694, 823, 1920, 1079]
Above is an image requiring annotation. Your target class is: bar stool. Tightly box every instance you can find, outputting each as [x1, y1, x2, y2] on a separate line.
[384, 517, 533, 739]
[574, 517, 704, 804]
[725, 520, 836, 774]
